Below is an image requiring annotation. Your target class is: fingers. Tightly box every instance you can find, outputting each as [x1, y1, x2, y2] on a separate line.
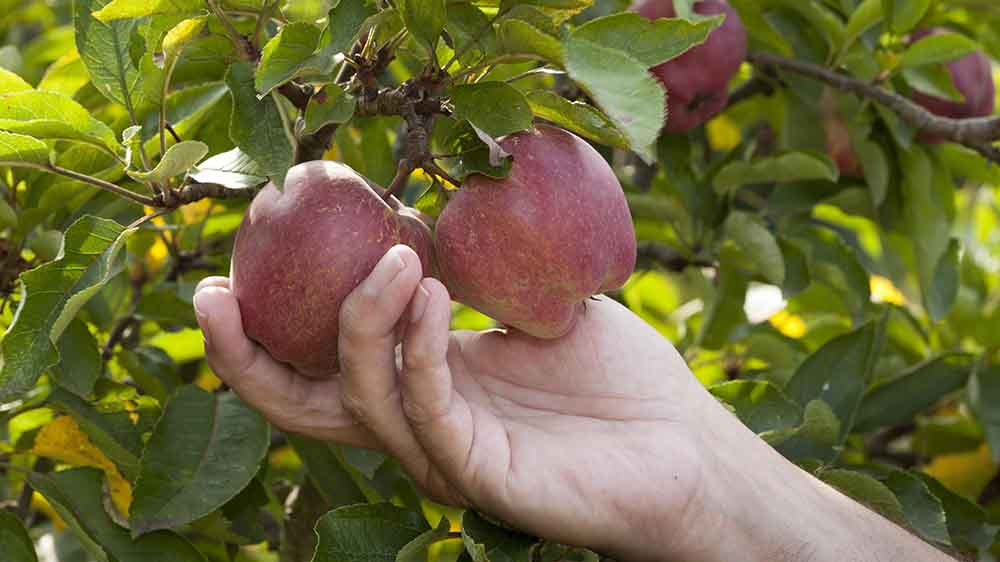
[400, 278, 478, 489]
[193, 284, 374, 448]
[338, 246, 430, 459]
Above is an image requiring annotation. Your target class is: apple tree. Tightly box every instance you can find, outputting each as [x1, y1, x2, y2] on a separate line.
[0, 0, 1000, 560]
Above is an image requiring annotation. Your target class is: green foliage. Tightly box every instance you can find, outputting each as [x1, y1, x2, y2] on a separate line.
[0, 0, 999, 560]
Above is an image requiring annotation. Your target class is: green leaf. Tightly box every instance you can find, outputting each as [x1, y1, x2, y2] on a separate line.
[161, 16, 208, 62]
[564, 37, 662, 163]
[0, 510, 37, 562]
[0, 216, 134, 401]
[920, 474, 998, 554]
[698, 257, 749, 349]
[92, 0, 203, 21]
[451, 82, 533, 138]
[714, 152, 838, 192]
[397, 0, 446, 49]
[225, 61, 294, 187]
[841, 0, 882, 55]
[312, 503, 430, 562]
[189, 146, 268, 189]
[926, 238, 960, 322]
[322, 0, 374, 56]
[819, 469, 907, 526]
[75, 0, 145, 111]
[722, 211, 785, 285]
[0, 91, 119, 152]
[900, 147, 954, 315]
[858, 139, 889, 206]
[415, 182, 448, 219]
[255, 22, 323, 96]
[855, 354, 972, 432]
[525, 91, 627, 149]
[446, 4, 498, 63]
[780, 322, 877, 460]
[304, 84, 356, 134]
[498, 19, 564, 64]
[288, 435, 368, 508]
[49, 387, 145, 480]
[0, 67, 32, 94]
[499, 0, 591, 24]
[397, 518, 451, 562]
[49, 318, 102, 398]
[900, 31, 979, 68]
[461, 510, 537, 562]
[130, 386, 270, 535]
[971, 364, 1000, 464]
[0, 130, 49, 165]
[728, 0, 793, 56]
[117, 346, 181, 404]
[570, 12, 722, 67]
[31, 467, 207, 562]
[127, 140, 207, 182]
[902, 64, 963, 102]
[884, 471, 950, 546]
[885, 0, 931, 33]
[709, 380, 802, 434]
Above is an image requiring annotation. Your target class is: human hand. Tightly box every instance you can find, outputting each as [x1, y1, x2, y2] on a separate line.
[194, 245, 956, 562]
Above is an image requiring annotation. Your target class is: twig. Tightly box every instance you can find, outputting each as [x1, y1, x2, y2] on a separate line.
[748, 52, 1000, 162]
[382, 159, 415, 200]
[8, 163, 157, 207]
[207, 0, 254, 60]
[724, 74, 780, 109]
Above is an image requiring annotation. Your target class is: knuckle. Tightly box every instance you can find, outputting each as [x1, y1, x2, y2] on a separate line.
[401, 392, 448, 426]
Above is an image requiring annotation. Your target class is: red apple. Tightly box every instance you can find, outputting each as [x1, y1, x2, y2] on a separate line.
[231, 160, 436, 378]
[820, 88, 863, 177]
[632, 0, 748, 133]
[435, 125, 637, 338]
[909, 28, 995, 143]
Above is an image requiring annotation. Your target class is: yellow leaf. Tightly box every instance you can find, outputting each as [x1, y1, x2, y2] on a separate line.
[870, 275, 907, 306]
[32, 416, 133, 515]
[194, 369, 222, 392]
[706, 115, 742, 152]
[769, 310, 807, 338]
[179, 198, 213, 223]
[924, 444, 998, 500]
[162, 17, 207, 62]
[32, 492, 66, 529]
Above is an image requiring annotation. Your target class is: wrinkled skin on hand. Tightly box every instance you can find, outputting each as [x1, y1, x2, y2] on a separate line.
[194, 245, 719, 561]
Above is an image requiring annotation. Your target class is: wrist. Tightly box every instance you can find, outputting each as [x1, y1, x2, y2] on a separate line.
[659, 393, 954, 562]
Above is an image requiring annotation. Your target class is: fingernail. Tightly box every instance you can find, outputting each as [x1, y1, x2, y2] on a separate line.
[363, 247, 407, 297]
[193, 290, 212, 348]
[411, 281, 431, 324]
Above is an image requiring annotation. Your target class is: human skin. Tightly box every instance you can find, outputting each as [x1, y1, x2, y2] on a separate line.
[194, 245, 955, 562]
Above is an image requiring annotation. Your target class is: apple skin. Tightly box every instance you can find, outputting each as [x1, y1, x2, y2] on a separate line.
[820, 88, 864, 177]
[435, 125, 637, 338]
[909, 28, 995, 143]
[632, 0, 747, 133]
[231, 160, 436, 378]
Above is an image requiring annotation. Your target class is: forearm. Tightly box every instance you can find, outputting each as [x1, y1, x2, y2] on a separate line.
[644, 396, 955, 562]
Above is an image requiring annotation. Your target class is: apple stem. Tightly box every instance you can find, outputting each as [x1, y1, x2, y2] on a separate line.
[382, 159, 415, 201]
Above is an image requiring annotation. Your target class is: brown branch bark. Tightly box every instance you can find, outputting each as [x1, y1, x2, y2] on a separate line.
[748, 52, 1000, 163]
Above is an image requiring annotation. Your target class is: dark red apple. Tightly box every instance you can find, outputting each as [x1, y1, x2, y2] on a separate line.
[909, 28, 995, 143]
[231, 160, 436, 378]
[435, 125, 637, 338]
[632, 0, 748, 133]
[820, 88, 863, 177]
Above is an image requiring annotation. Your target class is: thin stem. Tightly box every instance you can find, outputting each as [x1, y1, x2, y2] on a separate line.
[382, 159, 415, 201]
[208, 0, 253, 60]
[7, 163, 156, 207]
[448, 55, 522, 83]
[253, 1, 279, 51]
[504, 66, 564, 84]
[748, 51, 1000, 163]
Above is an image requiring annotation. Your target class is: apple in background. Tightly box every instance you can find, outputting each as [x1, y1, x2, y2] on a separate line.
[231, 160, 436, 378]
[435, 125, 637, 338]
[909, 27, 996, 143]
[820, 88, 864, 177]
[632, 0, 748, 133]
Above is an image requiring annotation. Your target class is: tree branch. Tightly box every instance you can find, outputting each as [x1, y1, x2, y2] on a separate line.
[10, 162, 157, 207]
[748, 52, 1000, 163]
